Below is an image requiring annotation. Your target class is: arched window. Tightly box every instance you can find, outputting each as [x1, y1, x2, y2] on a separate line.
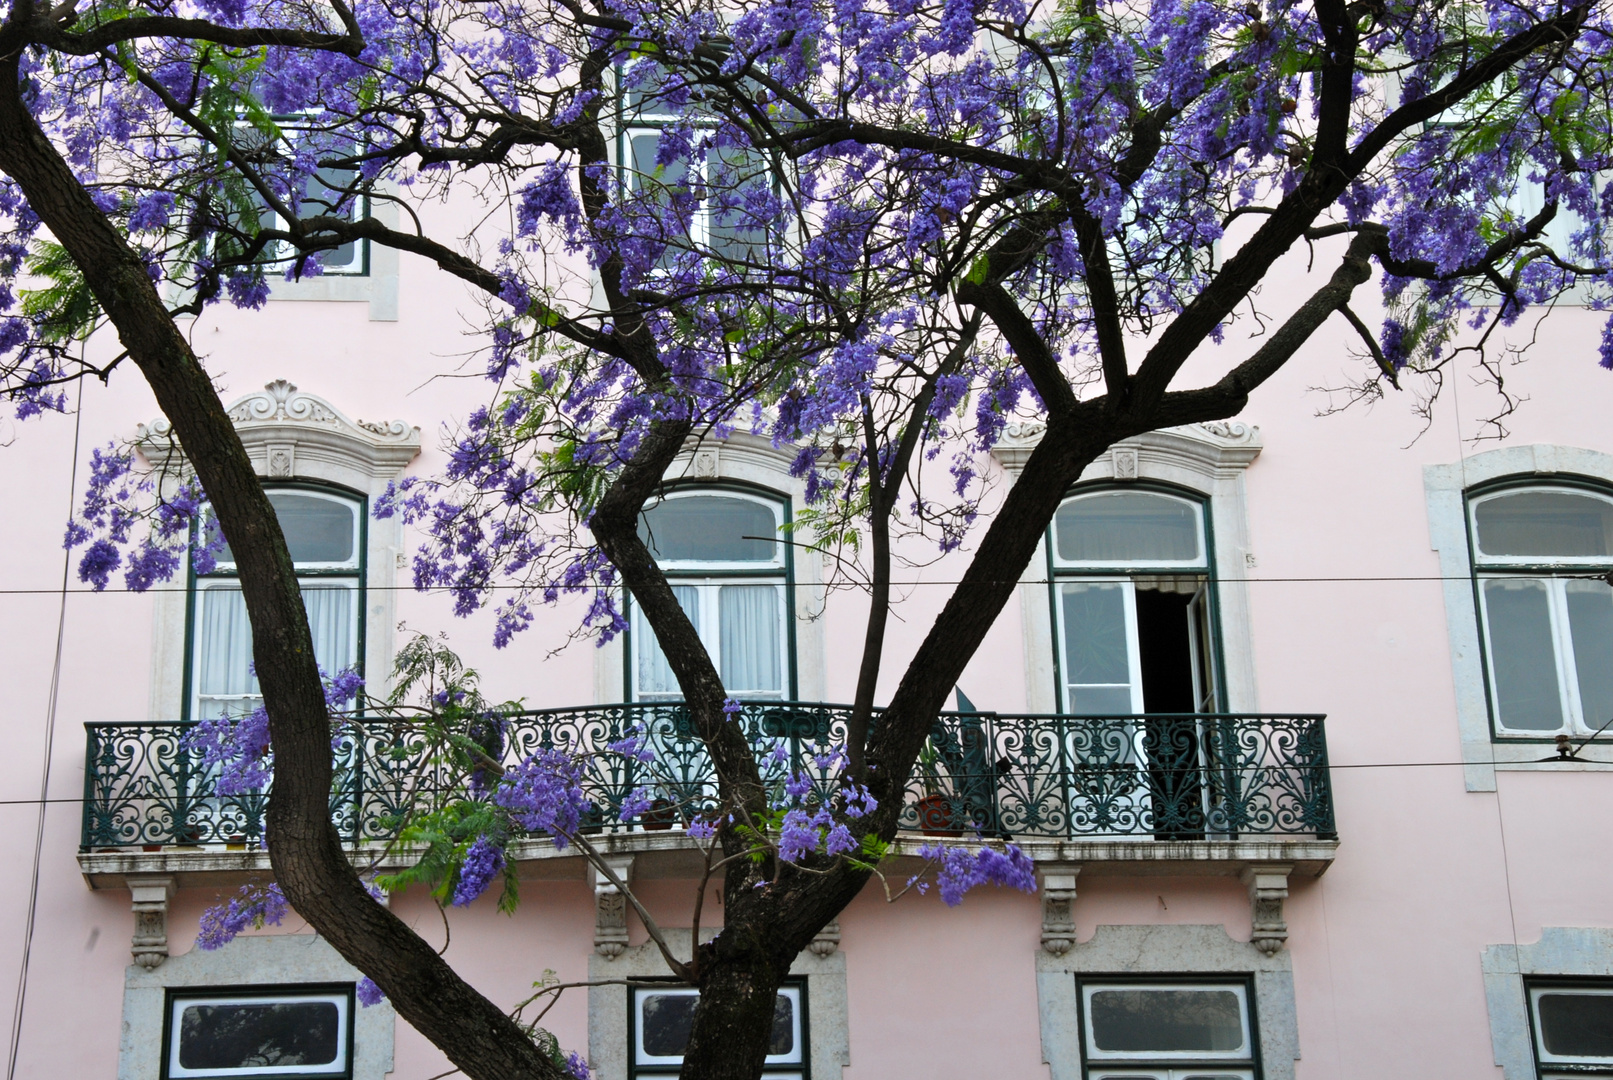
[1050, 488, 1217, 715]
[1469, 484, 1613, 736]
[631, 489, 791, 701]
[189, 486, 364, 721]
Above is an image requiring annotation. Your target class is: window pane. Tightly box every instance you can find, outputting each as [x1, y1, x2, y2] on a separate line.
[721, 585, 782, 696]
[1055, 492, 1202, 564]
[196, 583, 355, 718]
[709, 146, 773, 262]
[770, 992, 794, 1056]
[640, 496, 779, 562]
[637, 586, 700, 697]
[1062, 583, 1135, 714]
[177, 1000, 340, 1069]
[1474, 490, 1613, 559]
[1089, 988, 1245, 1053]
[640, 993, 699, 1057]
[1538, 991, 1613, 1057]
[1483, 578, 1566, 731]
[218, 492, 356, 566]
[1567, 580, 1613, 730]
[304, 168, 360, 271]
[302, 584, 357, 675]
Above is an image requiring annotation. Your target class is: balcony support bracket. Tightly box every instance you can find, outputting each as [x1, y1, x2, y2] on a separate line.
[594, 855, 635, 960]
[1242, 863, 1292, 955]
[127, 873, 176, 969]
[1039, 863, 1081, 955]
[807, 919, 841, 958]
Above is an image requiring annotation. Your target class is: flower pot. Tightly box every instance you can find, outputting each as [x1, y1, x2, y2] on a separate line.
[642, 798, 678, 831]
[916, 794, 962, 837]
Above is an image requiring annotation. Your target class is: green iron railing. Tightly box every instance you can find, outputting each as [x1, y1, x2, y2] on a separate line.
[80, 704, 1336, 850]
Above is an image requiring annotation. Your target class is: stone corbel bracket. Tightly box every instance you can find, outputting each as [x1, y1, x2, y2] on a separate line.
[594, 855, 636, 960]
[808, 919, 841, 958]
[1242, 863, 1292, 955]
[127, 874, 176, 969]
[1039, 863, 1081, 955]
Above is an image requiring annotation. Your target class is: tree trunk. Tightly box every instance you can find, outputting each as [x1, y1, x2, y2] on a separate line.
[0, 55, 565, 1080]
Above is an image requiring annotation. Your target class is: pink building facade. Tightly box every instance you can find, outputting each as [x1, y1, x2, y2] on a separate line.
[4, 210, 1613, 1080]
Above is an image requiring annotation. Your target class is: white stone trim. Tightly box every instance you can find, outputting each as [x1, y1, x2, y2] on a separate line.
[595, 430, 828, 704]
[140, 381, 420, 718]
[117, 933, 395, 1080]
[1481, 927, 1613, 1080]
[991, 422, 1264, 714]
[1424, 444, 1613, 791]
[1036, 924, 1299, 1080]
[265, 198, 401, 321]
[586, 928, 849, 1080]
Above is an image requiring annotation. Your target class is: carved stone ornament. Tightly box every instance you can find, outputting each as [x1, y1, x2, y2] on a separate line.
[127, 874, 176, 969]
[594, 855, 635, 960]
[807, 919, 841, 958]
[1111, 447, 1139, 480]
[1242, 863, 1292, 956]
[138, 380, 421, 484]
[692, 447, 720, 478]
[988, 419, 1262, 479]
[1039, 863, 1080, 955]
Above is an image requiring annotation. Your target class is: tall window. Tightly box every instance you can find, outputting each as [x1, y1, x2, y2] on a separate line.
[1050, 488, 1219, 715]
[618, 62, 778, 266]
[1469, 485, 1613, 737]
[1529, 981, 1613, 1078]
[631, 984, 806, 1080]
[190, 487, 364, 721]
[631, 489, 791, 701]
[235, 118, 370, 277]
[1077, 980, 1258, 1079]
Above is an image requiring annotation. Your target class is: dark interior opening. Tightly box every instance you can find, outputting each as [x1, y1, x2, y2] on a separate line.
[1135, 585, 1207, 839]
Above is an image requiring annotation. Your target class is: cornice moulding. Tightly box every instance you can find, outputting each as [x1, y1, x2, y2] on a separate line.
[989, 419, 1263, 480]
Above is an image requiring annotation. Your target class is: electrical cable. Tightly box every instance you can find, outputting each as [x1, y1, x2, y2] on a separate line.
[7, 388, 84, 1080]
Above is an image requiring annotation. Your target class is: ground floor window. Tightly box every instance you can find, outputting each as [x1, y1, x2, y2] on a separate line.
[163, 985, 354, 1079]
[1077, 979, 1258, 1080]
[630, 982, 805, 1079]
[1529, 980, 1613, 1078]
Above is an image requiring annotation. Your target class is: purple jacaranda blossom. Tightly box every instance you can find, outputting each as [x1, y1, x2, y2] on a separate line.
[918, 843, 1037, 907]
[196, 883, 288, 950]
[452, 835, 506, 907]
[493, 748, 592, 847]
[356, 978, 385, 1007]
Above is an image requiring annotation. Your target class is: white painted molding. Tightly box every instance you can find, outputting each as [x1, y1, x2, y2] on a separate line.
[118, 933, 395, 1080]
[1036, 923, 1299, 1080]
[1482, 927, 1613, 1080]
[140, 381, 420, 719]
[1242, 863, 1292, 956]
[593, 855, 635, 960]
[992, 421, 1265, 714]
[586, 928, 849, 1080]
[1039, 863, 1080, 956]
[1424, 444, 1613, 791]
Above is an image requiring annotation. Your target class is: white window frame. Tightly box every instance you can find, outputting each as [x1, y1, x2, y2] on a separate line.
[1054, 577, 1147, 716]
[1466, 484, 1613, 738]
[1529, 982, 1613, 1074]
[630, 488, 791, 702]
[234, 114, 370, 279]
[164, 987, 353, 1079]
[1079, 981, 1254, 1066]
[630, 984, 804, 1078]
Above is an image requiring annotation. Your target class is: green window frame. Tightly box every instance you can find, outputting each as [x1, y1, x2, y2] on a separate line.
[626, 483, 797, 702]
[184, 482, 368, 723]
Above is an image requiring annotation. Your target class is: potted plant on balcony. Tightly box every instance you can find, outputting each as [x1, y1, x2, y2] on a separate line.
[914, 738, 962, 837]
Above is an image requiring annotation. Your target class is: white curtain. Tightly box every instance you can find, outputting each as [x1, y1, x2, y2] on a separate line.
[637, 585, 700, 698]
[720, 585, 781, 697]
[194, 581, 356, 719]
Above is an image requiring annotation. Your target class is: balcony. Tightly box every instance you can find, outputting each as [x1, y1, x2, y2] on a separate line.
[78, 705, 1337, 889]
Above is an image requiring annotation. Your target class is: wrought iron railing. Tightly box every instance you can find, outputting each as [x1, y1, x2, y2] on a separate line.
[80, 705, 1336, 850]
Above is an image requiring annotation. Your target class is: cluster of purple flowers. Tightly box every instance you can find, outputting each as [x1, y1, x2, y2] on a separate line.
[184, 667, 364, 797]
[452, 835, 507, 907]
[917, 843, 1037, 907]
[492, 747, 592, 847]
[196, 883, 288, 950]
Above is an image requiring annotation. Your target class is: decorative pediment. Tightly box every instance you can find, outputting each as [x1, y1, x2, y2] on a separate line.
[139, 380, 420, 488]
[989, 419, 1262, 481]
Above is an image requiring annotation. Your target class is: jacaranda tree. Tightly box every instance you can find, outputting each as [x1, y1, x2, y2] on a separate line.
[3, 1, 1612, 1077]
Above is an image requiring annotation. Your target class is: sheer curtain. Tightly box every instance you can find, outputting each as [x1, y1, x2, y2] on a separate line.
[193, 581, 357, 719]
[637, 585, 700, 698]
[720, 585, 781, 697]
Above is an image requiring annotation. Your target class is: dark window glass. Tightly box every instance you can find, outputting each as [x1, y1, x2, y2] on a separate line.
[1539, 992, 1613, 1057]
[639, 496, 778, 562]
[1475, 490, 1613, 559]
[177, 1000, 340, 1069]
[639, 991, 793, 1059]
[641, 994, 699, 1057]
[218, 492, 356, 566]
[1056, 492, 1201, 563]
[1089, 988, 1244, 1053]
